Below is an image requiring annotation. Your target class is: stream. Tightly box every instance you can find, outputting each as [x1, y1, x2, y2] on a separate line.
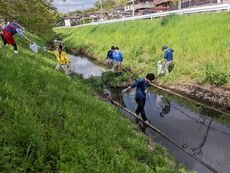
[69, 55, 230, 173]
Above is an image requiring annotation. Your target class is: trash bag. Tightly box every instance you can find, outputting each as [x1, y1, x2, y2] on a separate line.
[157, 60, 164, 75]
[29, 42, 40, 53]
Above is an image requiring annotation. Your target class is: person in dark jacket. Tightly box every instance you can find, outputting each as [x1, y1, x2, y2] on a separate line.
[162, 45, 174, 75]
[106, 46, 115, 68]
[122, 73, 155, 124]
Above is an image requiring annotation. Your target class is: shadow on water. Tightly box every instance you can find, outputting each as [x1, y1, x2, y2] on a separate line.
[70, 55, 230, 173]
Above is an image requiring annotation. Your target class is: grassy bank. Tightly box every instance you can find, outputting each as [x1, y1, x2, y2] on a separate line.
[0, 36, 192, 172]
[56, 12, 230, 87]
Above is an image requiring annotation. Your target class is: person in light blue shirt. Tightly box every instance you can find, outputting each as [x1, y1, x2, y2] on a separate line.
[122, 73, 155, 124]
[106, 46, 115, 68]
[162, 45, 174, 75]
[112, 47, 123, 72]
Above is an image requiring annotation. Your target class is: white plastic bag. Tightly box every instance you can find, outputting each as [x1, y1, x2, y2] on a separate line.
[29, 42, 40, 53]
[157, 60, 164, 75]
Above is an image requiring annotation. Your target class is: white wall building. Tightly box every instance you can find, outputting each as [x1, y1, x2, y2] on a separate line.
[64, 19, 71, 27]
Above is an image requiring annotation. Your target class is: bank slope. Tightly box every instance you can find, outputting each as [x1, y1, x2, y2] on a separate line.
[56, 12, 230, 87]
[0, 37, 191, 172]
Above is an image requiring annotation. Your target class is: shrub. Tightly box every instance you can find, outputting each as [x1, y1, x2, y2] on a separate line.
[160, 14, 178, 26]
[85, 76, 104, 93]
[205, 64, 229, 86]
[102, 71, 135, 87]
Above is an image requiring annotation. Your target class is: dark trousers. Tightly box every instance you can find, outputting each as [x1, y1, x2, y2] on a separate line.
[135, 98, 147, 121]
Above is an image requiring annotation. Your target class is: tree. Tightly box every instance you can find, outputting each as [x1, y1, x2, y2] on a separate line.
[94, 0, 128, 10]
[0, 0, 58, 38]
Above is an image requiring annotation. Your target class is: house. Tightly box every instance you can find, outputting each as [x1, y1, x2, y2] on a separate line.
[181, 0, 226, 9]
[89, 9, 110, 22]
[153, 0, 173, 12]
[124, 0, 227, 15]
[64, 16, 81, 27]
[124, 0, 175, 15]
[124, 0, 155, 15]
[89, 12, 100, 22]
[109, 6, 128, 18]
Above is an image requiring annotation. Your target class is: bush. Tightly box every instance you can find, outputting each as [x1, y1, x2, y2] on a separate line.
[0, 0, 57, 38]
[130, 46, 144, 59]
[56, 13, 230, 85]
[205, 64, 229, 86]
[85, 76, 104, 93]
[160, 14, 178, 26]
[102, 71, 135, 87]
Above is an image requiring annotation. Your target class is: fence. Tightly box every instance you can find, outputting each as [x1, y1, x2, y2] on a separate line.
[55, 3, 230, 29]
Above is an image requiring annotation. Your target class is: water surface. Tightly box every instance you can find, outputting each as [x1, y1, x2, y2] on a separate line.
[70, 54, 230, 173]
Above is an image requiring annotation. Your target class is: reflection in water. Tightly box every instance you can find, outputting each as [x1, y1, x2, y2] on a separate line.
[155, 95, 171, 117]
[192, 119, 213, 156]
[69, 55, 105, 79]
[118, 89, 230, 173]
[70, 55, 230, 173]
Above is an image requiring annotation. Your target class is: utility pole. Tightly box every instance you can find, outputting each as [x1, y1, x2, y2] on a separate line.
[132, 0, 135, 17]
[100, 0, 103, 21]
[82, 0, 85, 24]
[178, 0, 182, 10]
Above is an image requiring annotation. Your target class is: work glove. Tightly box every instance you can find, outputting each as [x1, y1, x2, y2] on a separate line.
[122, 89, 128, 94]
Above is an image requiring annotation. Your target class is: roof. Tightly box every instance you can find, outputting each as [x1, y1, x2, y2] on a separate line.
[127, 0, 136, 3]
[114, 6, 125, 10]
[154, 0, 172, 5]
[65, 16, 81, 20]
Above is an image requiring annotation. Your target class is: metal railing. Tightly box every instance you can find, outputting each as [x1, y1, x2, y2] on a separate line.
[55, 3, 230, 29]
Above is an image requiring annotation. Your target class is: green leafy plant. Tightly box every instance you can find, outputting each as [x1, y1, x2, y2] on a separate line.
[205, 64, 229, 86]
[56, 12, 230, 85]
[85, 76, 104, 93]
[102, 71, 136, 87]
[160, 14, 178, 26]
[0, 32, 191, 173]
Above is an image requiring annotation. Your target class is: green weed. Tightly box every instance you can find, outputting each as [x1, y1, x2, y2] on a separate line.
[0, 34, 192, 172]
[56, 12, 230, 87]
[102, 71, 136, 87]
[205, 64, 229, 86]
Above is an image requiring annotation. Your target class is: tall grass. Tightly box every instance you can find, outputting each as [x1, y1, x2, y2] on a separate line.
[56, 12, 230, 86]
[0, 35, 192, 172]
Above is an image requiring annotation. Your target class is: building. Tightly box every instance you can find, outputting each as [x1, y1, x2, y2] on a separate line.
[181, 0, 226, 8]
[153, 0, 173, 12]
[124, 0, 227, 15]
[108, 6, 128, 19]
[124, 0, 155, 15]
[89, 9, 112, 22]
[64, 16, 81, 27]
[124, 0, 175, 14]
[89, 12, 101, 22]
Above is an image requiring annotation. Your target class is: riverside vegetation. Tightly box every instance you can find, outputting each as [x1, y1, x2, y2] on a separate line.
[0, 34, 193, 172]
[56, 12, 230, 87]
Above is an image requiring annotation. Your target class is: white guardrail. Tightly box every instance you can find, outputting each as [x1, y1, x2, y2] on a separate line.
[55, 3, 230, 29]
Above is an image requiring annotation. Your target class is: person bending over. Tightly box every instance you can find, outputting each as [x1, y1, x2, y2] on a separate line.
[122, 73, 155, 124]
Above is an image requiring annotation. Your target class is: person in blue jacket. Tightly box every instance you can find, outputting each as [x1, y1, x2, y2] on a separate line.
[112, 47, 123, 73]
[162, 45, 174, 75]
[122, 73, 155, 124]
